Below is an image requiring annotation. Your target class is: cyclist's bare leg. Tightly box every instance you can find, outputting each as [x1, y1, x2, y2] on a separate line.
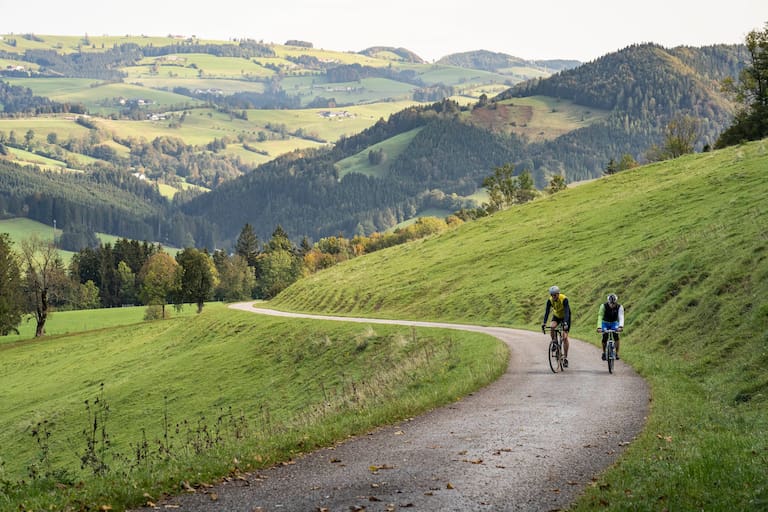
[563, 332, 569, 357]
[549, 320, 558, 342]
[615, 334, 620, 357]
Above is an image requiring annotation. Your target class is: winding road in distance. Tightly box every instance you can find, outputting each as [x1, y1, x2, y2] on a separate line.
[137, 303, 649, 511]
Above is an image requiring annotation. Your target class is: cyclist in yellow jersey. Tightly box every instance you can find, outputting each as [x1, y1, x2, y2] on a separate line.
[541, 285, 572, 367]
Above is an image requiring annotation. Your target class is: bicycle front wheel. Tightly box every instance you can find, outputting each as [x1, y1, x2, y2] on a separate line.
[548, 339, 562, 373]
[607, 342, 614, 374]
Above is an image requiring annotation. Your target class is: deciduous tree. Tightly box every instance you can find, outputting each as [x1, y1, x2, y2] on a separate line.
[175, 248, 218, 313]
[20, 235, 67, 337]
[214, 253, 255, 301]
[138, 252, 178, 319]
[548, 175, 567, 194]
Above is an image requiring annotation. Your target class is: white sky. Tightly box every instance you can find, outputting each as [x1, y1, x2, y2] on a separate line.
[1, 0, 766, 62]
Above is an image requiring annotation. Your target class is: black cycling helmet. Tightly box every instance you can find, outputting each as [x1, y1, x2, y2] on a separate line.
[607, 293, 618, 304]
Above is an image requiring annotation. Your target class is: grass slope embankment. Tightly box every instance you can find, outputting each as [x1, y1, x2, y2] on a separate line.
[0, 304, 505, 510]
[272, 139, 768, 510]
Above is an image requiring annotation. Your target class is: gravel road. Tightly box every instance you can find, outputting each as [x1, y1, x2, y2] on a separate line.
[135, 303, 649, 511]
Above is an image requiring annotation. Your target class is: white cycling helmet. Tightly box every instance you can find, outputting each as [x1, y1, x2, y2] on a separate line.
[549, 285, 560, 295]
[607, 293, 618, 304]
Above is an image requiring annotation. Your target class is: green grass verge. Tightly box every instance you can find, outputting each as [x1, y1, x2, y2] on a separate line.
[0, 304, 506, 510]
[271, 139, 768, 510]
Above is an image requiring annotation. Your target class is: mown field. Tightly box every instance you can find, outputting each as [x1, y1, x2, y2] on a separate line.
[272, 138, 768, 510]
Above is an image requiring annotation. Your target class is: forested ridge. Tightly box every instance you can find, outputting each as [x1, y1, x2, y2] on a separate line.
[493, 43, 743, 181]
[436, 49, 579, 73]
[0, 159, 216, 247]
[0, 40, 748, 248]
[181, 44, 745, 243]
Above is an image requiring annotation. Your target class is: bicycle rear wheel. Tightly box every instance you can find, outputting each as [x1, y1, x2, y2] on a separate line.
[548, 338, 562, 373]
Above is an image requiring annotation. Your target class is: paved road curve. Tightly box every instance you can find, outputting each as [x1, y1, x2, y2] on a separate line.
[137, 303, 649, 511]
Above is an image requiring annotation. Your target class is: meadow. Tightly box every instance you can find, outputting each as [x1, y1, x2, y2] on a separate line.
[0, 304, 505, 511]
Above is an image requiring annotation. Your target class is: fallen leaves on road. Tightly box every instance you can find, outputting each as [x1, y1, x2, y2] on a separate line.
[369, 464, 396, 473]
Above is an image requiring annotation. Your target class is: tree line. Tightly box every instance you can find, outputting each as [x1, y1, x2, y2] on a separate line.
[0, 211, 473, 338]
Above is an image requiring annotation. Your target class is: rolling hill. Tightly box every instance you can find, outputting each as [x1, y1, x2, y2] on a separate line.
[178, 43, 745, 246]
[0, 35, 749, 250]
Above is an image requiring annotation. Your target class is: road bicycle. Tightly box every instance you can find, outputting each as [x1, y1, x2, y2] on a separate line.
[543, 325, 566, 373]
[601, 329, 620, 374]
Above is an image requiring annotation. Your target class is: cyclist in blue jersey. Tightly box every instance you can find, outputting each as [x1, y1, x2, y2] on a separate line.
[597, 293, 624, 360]
[542, 285, 571, 367]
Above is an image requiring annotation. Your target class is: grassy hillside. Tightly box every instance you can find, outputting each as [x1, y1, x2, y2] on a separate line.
[271, 139, 768, 510]
[0, 305, 504, 510]
[336, 126, 423, 178]
[465, 95, 611, 142]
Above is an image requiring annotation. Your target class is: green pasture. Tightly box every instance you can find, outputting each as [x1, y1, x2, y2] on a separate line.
[0, 305, 505, 511]
[92, 111, 246, 147]
[0, 114, 91, 140]
[336, 126, 423, 179]
[295, 77, 417, 105]
[0, 302, 208, 345]
[0, 217, 58, 243]
[222, 143, 278, 166]
[156, 179, 210, 199]
[126, 53, 274, 80]
[453, 83, 511, 99]
[0, 217, 75, 261]
[0, 217, 181, 265]
[2, 78, 202, 113]
[4, 147, 68, 169]
[243, 100, 421, 144]
[276, 45, 385, 66]
[125, 77, 266, 95]
[497, 65, 551, 79]
[398, 63, 510, 86]
[0, 34, 231, 55]
[463, 95, 611, 142]
[2, 77, 103, 98]
[272, 139, 768, 511]
[0, 58, 39, 71]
